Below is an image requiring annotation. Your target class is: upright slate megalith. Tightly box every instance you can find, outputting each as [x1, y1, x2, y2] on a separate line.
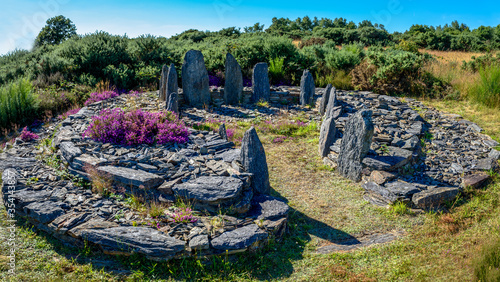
[300, 70, 315, 106]
[319, 84, 332, 116]
[166, 63, 178, 106]
[252, 63, 270, 103]
[181, 50, 210, 106]
[324, 86, 339, 118]
[240, 127, 270, 195]
[159, 64, 169, 101]
[166, 92, 178, 114]
[337, 110, 374, 182]
[224, 53, 243, 105]
[218, 124, 227, 141]
[318, 117, 336, 158]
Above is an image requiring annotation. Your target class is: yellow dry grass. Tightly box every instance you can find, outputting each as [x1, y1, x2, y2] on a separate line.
[420, 49, 486, 63]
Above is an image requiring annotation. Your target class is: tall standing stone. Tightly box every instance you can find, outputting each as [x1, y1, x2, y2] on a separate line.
[324, 86, 339, 118]
[252, 63, 270, 103]
[224, 53, 243, 105]
[218, 124, 227, 141]
[318, 117, 336, 158]
[166, 63, 178, 106]
[159, 64, 169, 101]
[319, 84, 332, 116]
[181, 50, 210, 106]
[337, 110, 374, 182]
[166, 92, 178, 114]
[240, 127, 270, 195]
[300, 70, 315, 106]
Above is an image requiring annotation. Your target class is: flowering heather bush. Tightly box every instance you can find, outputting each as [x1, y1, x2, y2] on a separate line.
[226, 128, 235, 141]
[243, 77, 252, 87]
[83, 108, 189, 146]
[273, 136, 294, 143]
[168, 207, 197, 223]
[20, 127, 39, 141]
[58, 108, 81, 120]
[208, 72, 224, 87]
[84, 90, 120, 106]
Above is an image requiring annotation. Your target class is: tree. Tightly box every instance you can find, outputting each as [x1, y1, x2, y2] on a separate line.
[34, 15, 76, 47]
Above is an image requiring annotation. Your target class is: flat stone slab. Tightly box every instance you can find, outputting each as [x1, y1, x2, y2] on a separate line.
[412, 187, 460, 209]
[60, 141, 82, 163]
[71, 154, 106, 171]
[97, 166, 164, 190]
[217, 149, 241, 163]
[463, 173, 491, 189]
[172, 176, 244, 204]
[363, 181, 420, 204]
[211, 224, 268, 250]
[0, 154, 37, 171]
[80, 227, 185, 260]
[24, 201, 66, 224]
[249, 195, 290, 220]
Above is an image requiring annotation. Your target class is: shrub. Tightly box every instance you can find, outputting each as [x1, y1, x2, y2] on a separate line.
[166, 207, 197, 223]
[83, 108, 189, 146]
[325, 44, 364, 70]
[20, 127, 39, 141]
[468, 64, 500, 108]
[84, 90, 120, 106]
[0, 79, 39, 131]
[462, 53, 500, 72]
[269, 57, 286, 85]
[83, 164, 113, 196]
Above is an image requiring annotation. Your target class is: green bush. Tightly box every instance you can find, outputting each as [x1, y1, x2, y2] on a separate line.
[0, 79, 39, 130]
[269, 57, 285, 84]
[469, 64, 500, 108]
[325, 44, 364, 70]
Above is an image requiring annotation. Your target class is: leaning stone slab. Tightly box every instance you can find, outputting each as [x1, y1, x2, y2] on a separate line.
[318, 116, 336, 158]
[172, 176, 244, 205]
[319, 84, 332, 116]
[299, 70, 315, 106]
[97, 166, 164, 190]
[80, 227, 185, 260]
[60, 142, 82, 163]
[337, 110, 374, 182]
[240, 127, 270, 194]
[412, 187, 459, 209]
[462, 173, 491, 189]
[224, 53, 243, 105]
[252, 63, 270, 103]
[211, 224, 268, 251]
[324, 86, 338, 118]
[248, 195, 290, 220]
[181, 50, 210, 106]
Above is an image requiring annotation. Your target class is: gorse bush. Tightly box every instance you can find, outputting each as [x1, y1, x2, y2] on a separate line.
[469, 64, 500, 108]
[83, 108, 189, 146]
[0, 79, 39, 130]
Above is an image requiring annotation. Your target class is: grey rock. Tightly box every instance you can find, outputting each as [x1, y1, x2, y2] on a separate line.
[159, 64, 168, 101]
[217, 149, 241, 163]
[97, 166, 164, 189]
[319, 84, 332, 116]
[211, 224, 268, 250]
[219, 124, 228, 141]
[202, 139, 234, 151]
[71, 154, 105, 171]
[467, 123, 483, 133]
[299, 70, 315, 106]
[189, 235, 210, 251]
[249, 195, 289, 220]
[166, 63, 179, 105]
[240, 127, 270, 194]
[474, 158, 498, 171]
[338, 110, 374, 182]
[324, 87, 338, 118]
[80, 227, 185, 260]
[463, 173, 491, 189]
[489, 149, 500, 161]
[24, 201, 65, 224]
[0, 154, 36, 172]
[318, 117, 336, 157]
[252, 63, 270, 103]
[166, 92, 179, 113]
[224, 53, 243, 105]
[181, 50, 210, 106]
[412, 187, 459, 209]
[172, 176, 244, 204]
[60, 142, 82, 163]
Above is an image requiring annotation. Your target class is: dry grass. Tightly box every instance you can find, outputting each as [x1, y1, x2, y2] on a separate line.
[420, 49, 486, 63]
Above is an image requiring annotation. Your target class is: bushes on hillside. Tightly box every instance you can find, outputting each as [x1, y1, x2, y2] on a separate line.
[0, 79, 39, 131]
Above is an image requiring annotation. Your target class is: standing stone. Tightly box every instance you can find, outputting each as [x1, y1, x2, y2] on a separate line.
[338, 110, 374, 182]
[252, 63, 270, 103]
[319, 84, 332, 116]
[240, 127, 270, 195]
[181, 50, 210, 106]
[159, 64, 168, 101]
[318, 117, 336, 158]
[166, 63, 178, 105]
[224, 53, 243, 105]
[324, 86, 338, 118]
[300, 70, 315, 106]
[219, 124, 228, 141]
[166, 92, 178, 113]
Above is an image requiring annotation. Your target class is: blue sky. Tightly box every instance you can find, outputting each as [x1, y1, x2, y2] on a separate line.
[1, 0, 499, 55]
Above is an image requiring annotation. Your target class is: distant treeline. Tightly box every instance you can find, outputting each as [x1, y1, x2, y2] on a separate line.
[0, 16, 499, 91]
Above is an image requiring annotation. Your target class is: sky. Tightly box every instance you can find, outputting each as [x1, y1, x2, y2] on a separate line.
[1, 0, 499, 55]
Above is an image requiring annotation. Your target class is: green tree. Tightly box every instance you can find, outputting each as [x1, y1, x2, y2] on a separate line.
[34, 15, 77, 47]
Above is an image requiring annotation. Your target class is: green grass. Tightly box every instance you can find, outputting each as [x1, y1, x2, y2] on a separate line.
[0, 78, 39, 131]
[469, 64, 500, 108]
